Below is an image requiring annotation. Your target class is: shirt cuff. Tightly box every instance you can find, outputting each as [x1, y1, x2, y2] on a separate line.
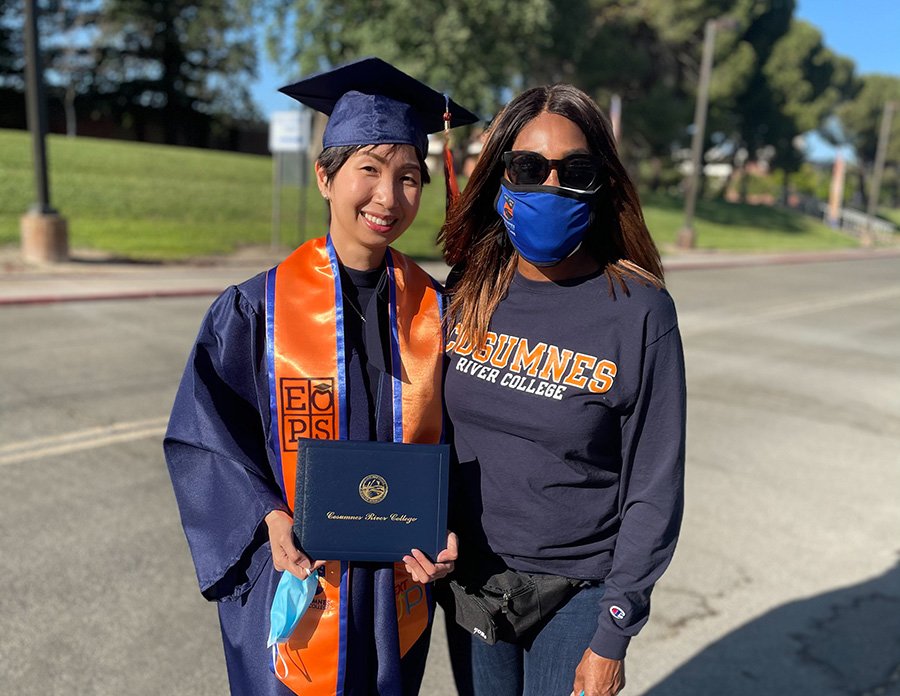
[590, 629, 631, 661]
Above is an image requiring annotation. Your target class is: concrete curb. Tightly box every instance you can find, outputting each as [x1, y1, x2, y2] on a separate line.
[0, 287, 229, 307]
[661, 247, 900, 272]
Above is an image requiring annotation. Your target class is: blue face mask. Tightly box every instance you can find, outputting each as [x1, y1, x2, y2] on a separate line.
[495, 178, 596, 266]
[268, 569, 320, 648]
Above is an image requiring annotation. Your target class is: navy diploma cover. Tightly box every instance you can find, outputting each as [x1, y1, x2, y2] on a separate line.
[293, 439, 450, 562]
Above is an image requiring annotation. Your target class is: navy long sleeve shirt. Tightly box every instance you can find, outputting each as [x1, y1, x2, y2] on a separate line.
[444, 268, 686, 660]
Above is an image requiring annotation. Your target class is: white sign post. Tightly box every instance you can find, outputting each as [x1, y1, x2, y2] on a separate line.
[270, 110, 313, 249]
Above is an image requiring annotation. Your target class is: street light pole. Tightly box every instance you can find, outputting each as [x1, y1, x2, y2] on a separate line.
[20, 0, 69, 263]
[862, 99, 895, 247]
[678, 19, 718, 249]
[24, 0, 52, 214]
[609, 94, 622, 144]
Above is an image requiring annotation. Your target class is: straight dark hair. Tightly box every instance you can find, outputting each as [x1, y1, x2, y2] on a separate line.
[439, 84, 663, 348]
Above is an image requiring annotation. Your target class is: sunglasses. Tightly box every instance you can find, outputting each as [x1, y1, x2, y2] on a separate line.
[502, 150, 603, 191]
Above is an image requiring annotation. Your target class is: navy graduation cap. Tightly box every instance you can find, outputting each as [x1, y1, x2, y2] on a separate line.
[279, 57, 479, 156]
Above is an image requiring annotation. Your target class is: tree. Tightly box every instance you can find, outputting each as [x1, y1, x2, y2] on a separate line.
[262, 0, 756, 175]
[531, 0, 768, 180]
[0, 1, 103, 131]
[259, 0, 551, 119]
[838, 74, 900, 208]
[38, 0, 105, 137]
[258, 0, 868, 205]
[91, 0, 260, 144]
[529, 0, 701, 163]
[704, 8, 856, 202]
[0, 0, 24, 128]
[0, 0, 25, 92]
[762, 20, 854, 195]
[839, 74, 900, 164]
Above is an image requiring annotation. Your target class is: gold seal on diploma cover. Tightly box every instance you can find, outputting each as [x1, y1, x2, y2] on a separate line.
[359, 474, 388, 504]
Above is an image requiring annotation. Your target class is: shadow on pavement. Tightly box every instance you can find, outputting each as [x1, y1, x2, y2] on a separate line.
[645, 560, 900, 695]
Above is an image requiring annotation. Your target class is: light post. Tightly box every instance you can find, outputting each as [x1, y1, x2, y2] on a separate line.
[678, 17, 736, 249]
[609, 94, 622, 144]
[20, 0, 69, 263]
[862, 99, 896, 247]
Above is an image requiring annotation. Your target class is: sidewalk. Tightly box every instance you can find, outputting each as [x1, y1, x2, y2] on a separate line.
[2, 244, 899, 306]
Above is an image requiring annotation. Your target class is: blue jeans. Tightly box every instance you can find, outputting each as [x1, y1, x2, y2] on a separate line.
[445, 583, 605, 696]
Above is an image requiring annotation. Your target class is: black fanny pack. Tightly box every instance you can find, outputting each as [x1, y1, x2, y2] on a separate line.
[437, 560, 587, 644]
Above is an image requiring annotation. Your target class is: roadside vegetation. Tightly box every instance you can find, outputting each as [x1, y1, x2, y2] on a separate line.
[882, 208, 900, 228]
[0, 129, 878, 261]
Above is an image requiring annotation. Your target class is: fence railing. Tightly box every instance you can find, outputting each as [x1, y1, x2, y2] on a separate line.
[824, 205, 897, 243]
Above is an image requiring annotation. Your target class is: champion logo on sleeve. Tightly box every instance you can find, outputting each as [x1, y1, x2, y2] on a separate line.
[610, 606, 626, 620]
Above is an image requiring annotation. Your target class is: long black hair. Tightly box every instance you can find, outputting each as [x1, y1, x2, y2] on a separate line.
[439, 84, 662, 347]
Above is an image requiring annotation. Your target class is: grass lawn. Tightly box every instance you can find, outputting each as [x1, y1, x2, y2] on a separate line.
[642, 192, 860, 252]
[0, 128, 872, 261]
[881, 208, 900, 228]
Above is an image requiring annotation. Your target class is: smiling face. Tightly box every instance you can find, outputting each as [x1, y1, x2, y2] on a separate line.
[316, 144, 423, 270]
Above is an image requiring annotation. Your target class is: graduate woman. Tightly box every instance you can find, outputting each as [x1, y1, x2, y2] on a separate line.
[438, 84, 686, 696]
[165, 58, 476, 696]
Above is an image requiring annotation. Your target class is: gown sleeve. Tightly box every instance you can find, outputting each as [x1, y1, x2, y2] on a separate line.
[164, 282, 288, 601]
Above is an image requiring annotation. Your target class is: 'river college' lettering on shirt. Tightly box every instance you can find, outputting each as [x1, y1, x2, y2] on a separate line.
[446, 324, 617, 401]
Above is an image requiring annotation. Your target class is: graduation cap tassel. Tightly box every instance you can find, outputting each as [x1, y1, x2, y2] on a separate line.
[443, 94, 460, 211]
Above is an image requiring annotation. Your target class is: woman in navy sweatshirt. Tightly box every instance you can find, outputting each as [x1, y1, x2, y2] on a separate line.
[438, 84, 686, 696]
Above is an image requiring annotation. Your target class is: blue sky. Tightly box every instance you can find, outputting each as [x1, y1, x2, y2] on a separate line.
[252, 2, 900, 124]
[795, 0, 900, 76]
[251, 42, 293, 121]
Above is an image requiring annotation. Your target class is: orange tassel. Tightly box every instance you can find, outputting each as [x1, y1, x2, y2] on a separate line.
[444, 143, 460, 206]
[443, 97, 460, 211]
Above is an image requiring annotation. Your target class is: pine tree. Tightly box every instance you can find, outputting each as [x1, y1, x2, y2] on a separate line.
[92, 0, 258, 144]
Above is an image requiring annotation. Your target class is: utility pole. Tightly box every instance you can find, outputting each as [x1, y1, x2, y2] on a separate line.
[609, 94, 622, 144]
[678, 18, 736, 249]
[20, 0, 69, 263]
[826, 151, 846, 228]
[862, 100, 895, 247]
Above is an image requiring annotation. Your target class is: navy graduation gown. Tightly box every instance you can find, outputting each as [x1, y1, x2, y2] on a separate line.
[165, 268, 430, 696]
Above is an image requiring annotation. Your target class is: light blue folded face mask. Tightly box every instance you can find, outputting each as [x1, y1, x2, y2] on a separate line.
[267, 570, 320, 648]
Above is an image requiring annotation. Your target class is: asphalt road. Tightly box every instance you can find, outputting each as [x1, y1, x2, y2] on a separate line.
[1, 257, 898, 695]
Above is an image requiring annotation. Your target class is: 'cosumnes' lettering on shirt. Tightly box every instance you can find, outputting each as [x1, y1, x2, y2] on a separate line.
[446, 326, 618, 400]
